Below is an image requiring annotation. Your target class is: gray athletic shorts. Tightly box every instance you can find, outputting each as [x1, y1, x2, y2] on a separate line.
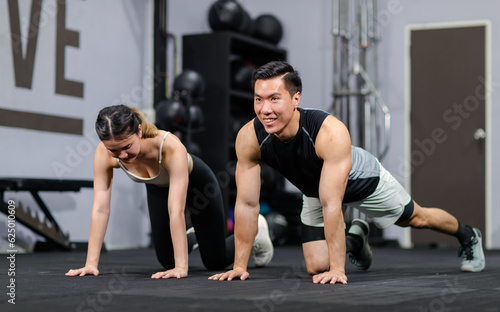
[300, 164, 412, 229]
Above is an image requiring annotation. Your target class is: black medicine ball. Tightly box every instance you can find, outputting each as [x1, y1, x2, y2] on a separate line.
[208, 0, 246, 32]
[173, 70, 205, 99]
[253, 14, 283, 45]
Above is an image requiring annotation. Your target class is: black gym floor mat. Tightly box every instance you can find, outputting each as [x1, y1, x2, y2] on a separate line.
[1, 245, 499, 311]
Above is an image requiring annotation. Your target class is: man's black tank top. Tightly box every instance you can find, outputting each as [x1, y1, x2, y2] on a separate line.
[254, 107, 380, 202]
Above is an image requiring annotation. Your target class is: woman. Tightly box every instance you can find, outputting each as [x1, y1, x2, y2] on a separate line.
[66, 105, 273, 279]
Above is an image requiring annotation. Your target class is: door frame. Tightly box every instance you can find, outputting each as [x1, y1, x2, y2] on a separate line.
[404, 20, 492, 249]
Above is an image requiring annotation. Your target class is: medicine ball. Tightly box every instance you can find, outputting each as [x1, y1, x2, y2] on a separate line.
[208, 0, 246, 32]
[253, 14, 283, 45]
[173, 70, 205, 99]
[239, 9, 254, 36]
[187, 105, 204, 129]
[265, 212, 288, 246]
[155, 99, 186, 131]
[230, 60, 254, 92]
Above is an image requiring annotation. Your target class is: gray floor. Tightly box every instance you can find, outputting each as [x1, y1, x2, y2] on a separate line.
[1, 245, 499, 312]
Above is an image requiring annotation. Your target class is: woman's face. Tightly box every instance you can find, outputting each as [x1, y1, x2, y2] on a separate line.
[102, 132, 142, 163]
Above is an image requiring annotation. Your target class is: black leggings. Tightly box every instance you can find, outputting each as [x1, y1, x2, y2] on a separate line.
[145, 155, 234, 270]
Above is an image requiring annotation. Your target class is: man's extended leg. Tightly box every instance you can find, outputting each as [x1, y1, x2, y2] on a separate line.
[396, 201, 485, 272]
[395, 201, 459, 234]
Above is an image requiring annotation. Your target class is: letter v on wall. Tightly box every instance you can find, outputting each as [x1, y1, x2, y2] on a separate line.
[8, 0, 43, 89]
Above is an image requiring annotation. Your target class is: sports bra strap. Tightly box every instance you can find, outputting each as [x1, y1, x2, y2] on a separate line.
[158, 132, 170, 163]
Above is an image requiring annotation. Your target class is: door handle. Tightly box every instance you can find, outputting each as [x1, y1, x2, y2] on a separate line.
[473, 128, 486, 140]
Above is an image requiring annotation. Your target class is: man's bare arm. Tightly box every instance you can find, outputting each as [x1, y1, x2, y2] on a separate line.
[209, 121, 262, 281]
[314, 116, 352, 284]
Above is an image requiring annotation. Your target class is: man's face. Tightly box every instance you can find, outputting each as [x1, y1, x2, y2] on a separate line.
[254, 76, 300, 136]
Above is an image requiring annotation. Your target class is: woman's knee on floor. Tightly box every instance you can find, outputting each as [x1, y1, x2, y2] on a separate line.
[157, 255, 175, 271]
[202, 258, 231, 271]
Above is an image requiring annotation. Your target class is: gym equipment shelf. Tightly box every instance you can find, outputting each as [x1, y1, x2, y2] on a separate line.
[182, 31, 287, 209]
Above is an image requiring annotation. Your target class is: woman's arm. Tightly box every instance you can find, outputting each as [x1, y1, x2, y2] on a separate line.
[66, 143, 114, 277]
[151, 134, 190, 279]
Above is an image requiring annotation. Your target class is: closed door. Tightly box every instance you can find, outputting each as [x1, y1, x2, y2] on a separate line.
[410, 25, 486, 247]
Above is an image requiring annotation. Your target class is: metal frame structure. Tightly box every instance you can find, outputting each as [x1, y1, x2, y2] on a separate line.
[331, 0, 390, 160]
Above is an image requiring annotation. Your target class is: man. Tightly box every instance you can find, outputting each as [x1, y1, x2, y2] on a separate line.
[209, 61, 485, 284]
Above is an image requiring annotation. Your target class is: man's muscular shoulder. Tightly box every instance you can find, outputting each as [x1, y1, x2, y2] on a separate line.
[235, 119, 261, 162]
[315, 115, 351, 160]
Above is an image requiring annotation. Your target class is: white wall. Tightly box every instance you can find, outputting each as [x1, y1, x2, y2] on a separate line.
[0, 0, 153, 251]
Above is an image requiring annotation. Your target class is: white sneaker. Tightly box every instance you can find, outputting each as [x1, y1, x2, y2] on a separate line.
[186, 227, 198, 251]
[459, 227, 485, 272]
[252, 214, 274, 267]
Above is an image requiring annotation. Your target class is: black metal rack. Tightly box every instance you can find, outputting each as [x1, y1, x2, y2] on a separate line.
[0, 178, 93, 250]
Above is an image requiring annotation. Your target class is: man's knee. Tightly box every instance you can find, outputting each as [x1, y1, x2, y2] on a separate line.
[302, 241, 329, 275]
[397, 208, 429, 229]
[397, 215, 421, 228]
[304, 257, 329, 275]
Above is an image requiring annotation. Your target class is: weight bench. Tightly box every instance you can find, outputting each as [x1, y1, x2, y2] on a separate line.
[0, 178, 93, 251]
